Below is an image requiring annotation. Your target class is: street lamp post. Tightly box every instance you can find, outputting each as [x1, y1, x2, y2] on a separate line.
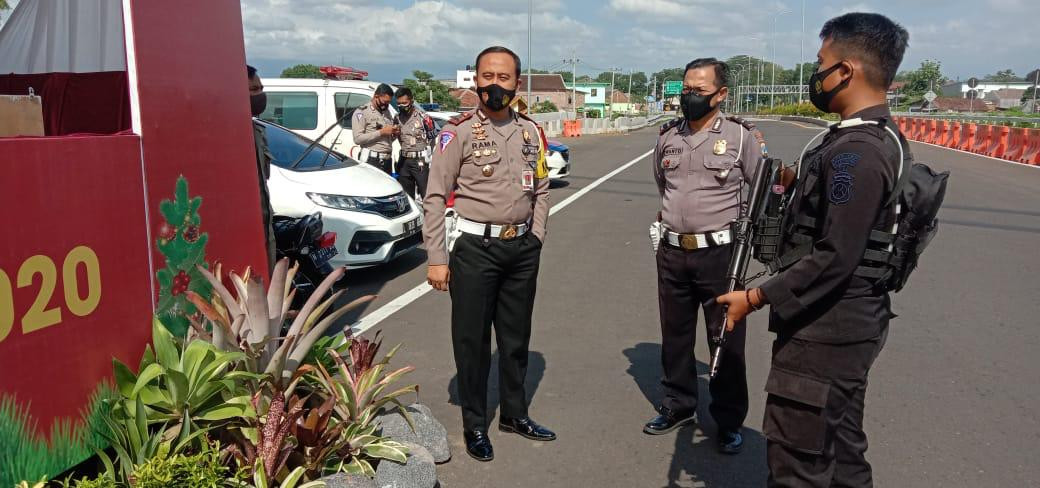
[798, 0, 805, 104]
[527, 0, 532, 112]
[770, 9, 791, 109]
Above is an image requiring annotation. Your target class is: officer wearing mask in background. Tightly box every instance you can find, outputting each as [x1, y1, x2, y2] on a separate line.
[394, 87, 436, 200]
[646, 58, 764, 455]
[423, 46, 553, 463]
[352, 83, 398, 175]
[717, 13, 910, 487]
[247, 65, 275, 271]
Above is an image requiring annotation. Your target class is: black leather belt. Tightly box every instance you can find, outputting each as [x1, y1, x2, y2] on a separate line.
[401, 150, 427, 158]
[367, 153, 391, 161]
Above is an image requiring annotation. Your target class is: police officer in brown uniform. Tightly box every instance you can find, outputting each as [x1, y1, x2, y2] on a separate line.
[423, 45, 555, 462]
[351, 83, 398, 175]
[645, 58, 765, 455]
[394, 87, 435, 199]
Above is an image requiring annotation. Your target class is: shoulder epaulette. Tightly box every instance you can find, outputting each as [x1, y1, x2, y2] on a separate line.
[516, 111, 539, 124]
[726, 115, 756, 132]
[447, 110, 476, 126]
[659, 117, 683, 135]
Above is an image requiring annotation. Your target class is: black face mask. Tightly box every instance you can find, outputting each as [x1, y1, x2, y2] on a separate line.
[398, 104, 413, 116]
[250, 92, 267, 117]
[809, 61, 851, 113]
[476, 83, 516, 112]
[680, 89, 719, 121]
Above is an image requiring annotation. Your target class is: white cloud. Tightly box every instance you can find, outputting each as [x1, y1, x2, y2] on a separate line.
[240, 0, 596, 74]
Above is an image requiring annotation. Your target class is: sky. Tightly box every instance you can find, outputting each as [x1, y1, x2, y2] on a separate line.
[1, 0, 1037, 84]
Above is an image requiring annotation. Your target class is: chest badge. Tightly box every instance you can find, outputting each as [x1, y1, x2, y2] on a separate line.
[713, 139, 727, 155]
[482, 164, 495, 177]
[523, 128, 532, 144]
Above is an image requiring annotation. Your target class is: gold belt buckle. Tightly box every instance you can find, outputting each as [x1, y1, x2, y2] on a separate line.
[680, 234, 699, 250]
[499, 224, 519, 240]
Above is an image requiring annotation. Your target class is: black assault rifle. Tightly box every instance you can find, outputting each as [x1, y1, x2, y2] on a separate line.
[708, 156, 782, 379]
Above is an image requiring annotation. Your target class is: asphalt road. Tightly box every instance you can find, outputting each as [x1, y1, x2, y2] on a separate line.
[336, 119, 1040, 487]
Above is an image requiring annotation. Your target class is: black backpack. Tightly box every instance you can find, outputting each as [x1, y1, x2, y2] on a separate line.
[756, 118, 949, 293]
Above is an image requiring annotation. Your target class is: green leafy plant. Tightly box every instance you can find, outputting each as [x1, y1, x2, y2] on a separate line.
[97, 396, 209, 484]
[111, 319, 259, 438]
[187, 259, 374, 391]
[130, 441, 232, 488]
[232, 459, 326, 488]
[330, 422, 408, 477]
[313, 333, 417, 428]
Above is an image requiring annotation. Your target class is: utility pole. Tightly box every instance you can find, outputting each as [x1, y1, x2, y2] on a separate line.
[798, 0, 805, 104]
[627, 68, 634, 114]
[527, 0, 532, 112]
[608, 67, 618, 118]
[770, 9, 790, 109]
[562, 55, 580, 117]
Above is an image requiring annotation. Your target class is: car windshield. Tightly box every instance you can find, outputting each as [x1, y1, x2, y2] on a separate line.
[260, 120, 358, 171]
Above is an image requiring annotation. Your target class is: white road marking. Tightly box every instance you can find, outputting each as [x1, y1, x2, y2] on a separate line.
[349, 148, 656, 336]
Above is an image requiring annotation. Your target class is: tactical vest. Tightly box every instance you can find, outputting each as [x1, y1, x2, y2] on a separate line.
[754, 118, 947, 293]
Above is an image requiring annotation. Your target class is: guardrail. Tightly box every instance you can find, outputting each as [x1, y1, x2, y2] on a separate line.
[531, 112, 672, 137]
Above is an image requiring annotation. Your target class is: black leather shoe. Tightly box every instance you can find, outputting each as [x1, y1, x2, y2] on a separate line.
[464, 430, 494, 462]
[498, 416, 557, 441]
[643, 407, 696, 435]
[717, 429, 744, 454]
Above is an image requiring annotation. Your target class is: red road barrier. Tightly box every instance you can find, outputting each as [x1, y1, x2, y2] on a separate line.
[959, 123, 976, 151]
[971, 124, 993, 154]
[1019, 129, 1040, 165]
[936, 120, 951, 145]
[946, 121, 962, 148]
[900, 117, 910, 134]
[926, 119, 940, 144]
[985, 125, 1010, 158]
[1004, 128, 1027, 161]
[914, 118, 928, 141]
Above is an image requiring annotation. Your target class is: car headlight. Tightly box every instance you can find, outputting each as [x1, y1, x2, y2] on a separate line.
[307, 193, 380, 212]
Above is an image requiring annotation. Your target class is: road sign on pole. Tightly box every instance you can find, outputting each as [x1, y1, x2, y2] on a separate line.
[924, 90, 937, 103]
[663, 80, 682, 96]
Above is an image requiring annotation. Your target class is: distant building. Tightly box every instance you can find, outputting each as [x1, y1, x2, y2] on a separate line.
[565, 82, 609, 114]
[450, 88, 480, 111]
[519, 74, 584, 111]
[920, 96, 993, 113]
[941, 80, 1033, 100]
[985, 88, 1026, 110]
[610, 91, 633, 113]
[888, 81, 907, 106]
[456, 69, 476, 89]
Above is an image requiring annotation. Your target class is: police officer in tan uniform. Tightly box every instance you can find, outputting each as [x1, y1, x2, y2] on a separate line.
[351, 83, 398, 174]
[644, 58, 765, 456]
[423, 45, 554, 463]
[394, 87, 435, 199]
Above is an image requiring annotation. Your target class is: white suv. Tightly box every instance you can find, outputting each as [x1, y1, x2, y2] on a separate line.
[258, 78, 401, 163]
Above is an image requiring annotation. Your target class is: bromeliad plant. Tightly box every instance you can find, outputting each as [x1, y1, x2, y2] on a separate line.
[187, 259, 374, 391]
[313, 332, 418, 428]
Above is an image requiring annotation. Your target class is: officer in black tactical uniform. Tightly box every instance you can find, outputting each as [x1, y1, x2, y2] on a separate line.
[717, 13, 910, 488]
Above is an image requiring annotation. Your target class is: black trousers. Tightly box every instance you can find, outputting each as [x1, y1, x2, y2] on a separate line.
[397, 156, 429, 199]
[366, 155, 393, 175]
[656, 243, 748, 431]
[449, 232, 542, 431]
[764, 327, 888, 488]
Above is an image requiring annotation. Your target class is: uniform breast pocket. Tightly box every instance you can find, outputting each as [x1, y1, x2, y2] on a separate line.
[465, 153, 505, 180]
[700, 156, 740, 188]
